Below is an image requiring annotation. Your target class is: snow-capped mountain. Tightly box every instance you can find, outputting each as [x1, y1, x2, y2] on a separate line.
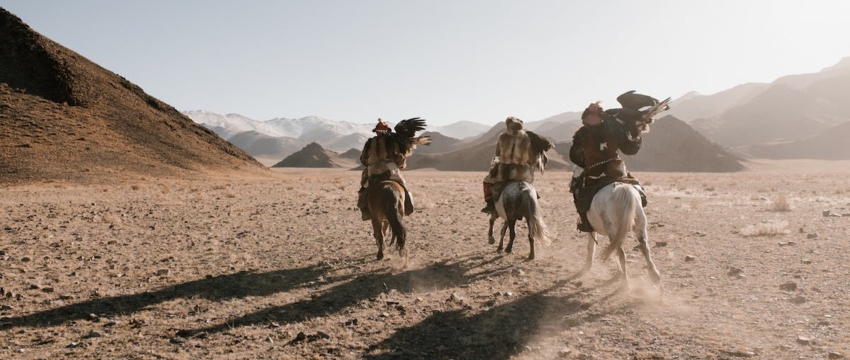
[183, 111, 374, 139]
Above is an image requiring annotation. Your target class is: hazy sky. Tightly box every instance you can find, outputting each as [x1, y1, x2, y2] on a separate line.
[4, 1, 849, 126]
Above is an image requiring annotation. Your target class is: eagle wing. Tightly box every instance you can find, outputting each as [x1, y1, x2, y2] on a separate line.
[391, 117, 431, 154]
[526, 130, 553, 173]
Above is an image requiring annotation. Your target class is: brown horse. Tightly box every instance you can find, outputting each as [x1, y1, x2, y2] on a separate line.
[366, 180, 408, 267]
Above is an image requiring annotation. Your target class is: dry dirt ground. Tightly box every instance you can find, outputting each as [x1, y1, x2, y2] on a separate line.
[1, 161, 849, 359]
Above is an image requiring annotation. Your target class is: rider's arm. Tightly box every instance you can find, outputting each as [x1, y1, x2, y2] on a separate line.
[360, 138, 372, 165]
[618, 133, 642, 155]
[569, 131, 586, 168]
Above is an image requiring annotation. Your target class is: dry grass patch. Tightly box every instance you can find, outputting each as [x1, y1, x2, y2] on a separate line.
[767, 193, 792, 212]
[740, 220, 790, 237]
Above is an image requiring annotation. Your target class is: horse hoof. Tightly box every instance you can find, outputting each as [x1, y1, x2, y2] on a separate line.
[377, 253, 384, 261]
[488, 236, 495, 245]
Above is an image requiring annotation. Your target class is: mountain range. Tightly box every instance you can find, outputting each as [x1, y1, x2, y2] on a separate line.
[2, 4, 848, 187]
[188, 56, 850, 165]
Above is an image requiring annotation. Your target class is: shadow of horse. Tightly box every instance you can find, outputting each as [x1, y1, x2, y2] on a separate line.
[171, 253, 510, 338]
[581, 182, 662, 296]
[487, 181, 551, 260]
[361, 284, 636, 360]
[367, 180, 408, 267]
[0, 263, 334, 330]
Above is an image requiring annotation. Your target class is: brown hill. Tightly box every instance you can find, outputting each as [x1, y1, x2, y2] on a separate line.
[339, 148, 361, 160]
[747, 121, 850, 160]
[552, 116, 744, 172]
[692, 85, 840, 147]
[0, 8, 265, 185]
[413, 131, 464, 154]
[271, 142, 356, 168]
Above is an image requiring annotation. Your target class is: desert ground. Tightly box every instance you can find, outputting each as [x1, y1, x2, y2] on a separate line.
[1, 161, 849, 359]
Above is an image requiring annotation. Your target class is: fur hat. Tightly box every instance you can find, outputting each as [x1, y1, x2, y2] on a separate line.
[505, 116, 524, 131]
[373, 118, 390, 134]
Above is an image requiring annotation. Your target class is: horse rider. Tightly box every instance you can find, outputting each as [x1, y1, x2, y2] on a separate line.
[357, 118, 419, 221]
[480, 116, 552, 214]
[569, 91, 658, 232]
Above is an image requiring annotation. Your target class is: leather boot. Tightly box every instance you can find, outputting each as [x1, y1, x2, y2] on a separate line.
[481, 182, 495, 213]
[481, 199, 495, 214]
[576, 211, 593, 232]
[357, 188, 370, 221]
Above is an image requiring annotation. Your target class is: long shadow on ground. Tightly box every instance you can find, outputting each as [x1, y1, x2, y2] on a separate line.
[177, 253, 513, 336]
[0, 262, 334, 329]
[363, 283, 632, 360]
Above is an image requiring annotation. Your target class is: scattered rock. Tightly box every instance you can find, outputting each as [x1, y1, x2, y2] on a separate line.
[558, 347, 574, 358]
[685, 255, 696, 262]
[828, 351, 844, 359]
[807, 233, 818, 239]
[727, 267, 744, 277]
[796, 335, 812, 345]
[21, 256, 31, 262]
[802, 259, 812, 264]
[789, 296, 807, 304]
[655, 241, 668, 247]
[779, 281, 797, 291]
[447, 293, 465, 303]
[84, 330, 102, 338]
[155, 269, 170, 276]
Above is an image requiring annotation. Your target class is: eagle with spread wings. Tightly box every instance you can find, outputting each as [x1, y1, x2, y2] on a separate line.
[389, 117, 432, 155]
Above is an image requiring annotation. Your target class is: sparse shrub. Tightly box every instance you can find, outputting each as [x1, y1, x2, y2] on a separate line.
[740, 221, 790, 237]
[767, 193, 791, 212]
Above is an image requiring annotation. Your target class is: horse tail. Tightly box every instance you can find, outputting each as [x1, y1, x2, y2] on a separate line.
[597, 184, 637, 261]
[381, 183, 406, 249]
[523, 184, 551, 247]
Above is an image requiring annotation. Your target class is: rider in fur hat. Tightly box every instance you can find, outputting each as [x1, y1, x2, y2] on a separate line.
[481, 116, 552, 214]
[358, 117, 430, 220]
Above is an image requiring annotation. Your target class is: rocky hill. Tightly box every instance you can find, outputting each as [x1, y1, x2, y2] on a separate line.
[747, 121, 850, 160]
[271, 142, 356, 168]
[0, 8, 265, 185]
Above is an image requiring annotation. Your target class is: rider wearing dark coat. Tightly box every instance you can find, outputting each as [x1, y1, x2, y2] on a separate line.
[570, 91, 657, 232]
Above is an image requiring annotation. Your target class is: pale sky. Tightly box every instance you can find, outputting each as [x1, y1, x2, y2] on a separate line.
[4, 1, 849, 126]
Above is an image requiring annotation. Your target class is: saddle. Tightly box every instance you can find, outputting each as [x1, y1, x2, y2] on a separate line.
[571, 173, 647, 213]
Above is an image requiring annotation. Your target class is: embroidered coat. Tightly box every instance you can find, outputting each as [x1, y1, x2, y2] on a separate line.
[569, 121, 641, 179]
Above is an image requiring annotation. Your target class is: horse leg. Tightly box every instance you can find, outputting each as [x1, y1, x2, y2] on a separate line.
[372, 219, 385, 260]
[488, 214, 496, 245]
[635, 220, 663, 296]
[526, 218, 535, 260]
[580, 231, 597, 275]
[497, 221, 508, 252]
[505, 219, 517, 254]
[616, 246, 629, 292]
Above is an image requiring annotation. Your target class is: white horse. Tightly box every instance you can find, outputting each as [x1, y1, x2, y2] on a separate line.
[580, 181, 662, 295]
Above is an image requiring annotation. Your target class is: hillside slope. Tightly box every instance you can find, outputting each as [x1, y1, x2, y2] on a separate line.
[0, 8, 265, 185]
